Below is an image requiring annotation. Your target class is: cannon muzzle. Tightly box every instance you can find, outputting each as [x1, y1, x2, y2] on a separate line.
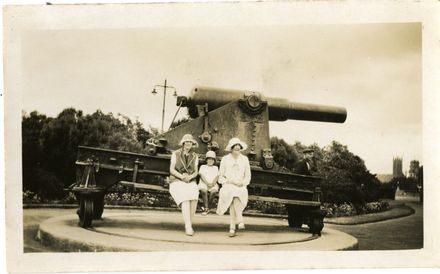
[177, 86, 347, 123]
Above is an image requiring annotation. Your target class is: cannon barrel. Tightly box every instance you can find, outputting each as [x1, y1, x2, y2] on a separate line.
[178, 86, 347, 123]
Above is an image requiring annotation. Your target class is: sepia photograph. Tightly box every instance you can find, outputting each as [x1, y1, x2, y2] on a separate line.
[3, 1, 440, 272]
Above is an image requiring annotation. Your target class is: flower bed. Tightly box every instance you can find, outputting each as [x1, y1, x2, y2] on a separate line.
[104, 192, 177, 208]
[23, 190, 78, 204]
[23, 189, 390, 217]
[23, 190, 44, 204]
[322, 201, 390, 218]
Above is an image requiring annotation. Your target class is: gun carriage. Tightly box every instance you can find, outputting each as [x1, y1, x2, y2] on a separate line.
[70, 86, 346, 236]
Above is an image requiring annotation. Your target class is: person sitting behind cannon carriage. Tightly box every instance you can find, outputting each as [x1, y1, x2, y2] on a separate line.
[293, 148, 314, 176]
[198, 150, 219, 216]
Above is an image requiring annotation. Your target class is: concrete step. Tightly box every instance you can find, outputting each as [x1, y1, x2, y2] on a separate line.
[37, 210, 358, 252]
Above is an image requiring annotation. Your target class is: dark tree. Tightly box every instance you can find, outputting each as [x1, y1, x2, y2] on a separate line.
[270, 137, 299, 170]
[169, 116, 192, 130]
[22, 111, 49, 172]
[22, 111, 64, 198]
[134, 120, 151, 148]
[317, 141, 380, 204]
[269, 138, 380, 205]
[22, 108, 154, 199]
[39, 108, 83, 187]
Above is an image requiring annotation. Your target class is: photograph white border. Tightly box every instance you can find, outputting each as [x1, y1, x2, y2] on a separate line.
[3, 1, 440, 272]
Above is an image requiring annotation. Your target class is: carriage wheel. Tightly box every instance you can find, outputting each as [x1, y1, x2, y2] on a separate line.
[307, 209, 325, 236]
[286, 205, 304, 228]
[308, 216, 324, 236]
[78, 195, 94, 228]
[93, 194, 105, 220]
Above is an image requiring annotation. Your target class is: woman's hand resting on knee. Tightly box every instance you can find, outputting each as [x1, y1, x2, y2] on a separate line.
[228, 179, 243, 187]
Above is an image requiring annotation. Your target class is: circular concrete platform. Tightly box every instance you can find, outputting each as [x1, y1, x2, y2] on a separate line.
[38, 211, 358, 251]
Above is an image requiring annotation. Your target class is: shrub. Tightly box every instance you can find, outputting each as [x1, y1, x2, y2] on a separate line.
[23, 190, 42, 203]
[323, 202, 359, 217]
[104, 192, 177, 208]
[63, 192, 78, 204]
[335, 203, 357, 216]
[322, 200, 390, 217]
[380, 200, 390, 210]
[23, 167, 65, 200]
[246, 200, 287, 215]
[365, 201, 390, 213]
[379, 182, 396, 199]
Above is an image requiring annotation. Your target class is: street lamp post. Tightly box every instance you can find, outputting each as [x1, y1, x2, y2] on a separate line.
[151, 79, 177, 133]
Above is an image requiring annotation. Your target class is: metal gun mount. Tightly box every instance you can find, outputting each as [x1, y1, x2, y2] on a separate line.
[158, 86, 346, 167]
[71, 86, 347, 235]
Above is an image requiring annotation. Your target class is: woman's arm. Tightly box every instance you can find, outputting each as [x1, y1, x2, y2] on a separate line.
[217, 157, 227, 185]
[230, 156, 251, 187]
[199, 173, 209, 185]
[187, 154, 199, 181]
[169, 152, 184, 180]
[242, 156, 251, 186]
[212, 174, 219, 185]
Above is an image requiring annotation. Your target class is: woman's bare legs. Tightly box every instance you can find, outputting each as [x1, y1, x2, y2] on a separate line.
[232, 198, 243, 224]
[190, 199, 198, 221]
[229, 203, 237, 236]
[181, 201, 191, 226]
[200, 189, 208, 211]
[233, 197, 245, 229]
[208, 191, 216, 210]
[181, 201, 194, 235]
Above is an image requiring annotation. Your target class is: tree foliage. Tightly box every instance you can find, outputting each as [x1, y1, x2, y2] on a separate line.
[390, 176, 418, 192]
[22, 111, 49, 171]
[169, 116, 192, 130]
[417, 166, 423, 188]
[22, 109, 154, 199]
[270, 138, 381, 205]
[317, 141, 381, 204]
[270, 137, 299, 170]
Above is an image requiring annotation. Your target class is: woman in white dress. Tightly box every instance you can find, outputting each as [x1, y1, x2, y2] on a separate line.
[216, 137, 251, 237]
[169, 134, 199, 236]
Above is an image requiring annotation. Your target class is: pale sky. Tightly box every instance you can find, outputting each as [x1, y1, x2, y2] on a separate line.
[21, 23, 421, 175]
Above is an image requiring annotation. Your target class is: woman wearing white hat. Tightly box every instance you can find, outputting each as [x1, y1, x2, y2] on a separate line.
[216, 137, 251, 237]
[169, 134, 200, 236]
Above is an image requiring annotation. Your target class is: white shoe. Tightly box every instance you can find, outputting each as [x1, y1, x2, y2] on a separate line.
[229, 229, 236, 237]
[185, 227, 194, 236]
[238, 223, 245, 230]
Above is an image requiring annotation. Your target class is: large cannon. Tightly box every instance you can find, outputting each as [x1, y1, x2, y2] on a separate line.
[71, 86, 346, 235]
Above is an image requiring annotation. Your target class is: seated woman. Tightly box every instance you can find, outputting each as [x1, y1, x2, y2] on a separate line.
[216, 137, 251, 237]
[169, 134, 199, 236]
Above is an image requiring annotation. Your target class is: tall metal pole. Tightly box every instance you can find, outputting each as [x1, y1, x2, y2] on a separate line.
[151, 79, 177, 134]
[161, 79, 167, 133]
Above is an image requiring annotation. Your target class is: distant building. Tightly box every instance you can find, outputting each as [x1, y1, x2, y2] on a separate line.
[378, 158, 421, 183]
[393, 157, 404, 178]
[377, 174, 394, 183]
[409, 160, 420, 179]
